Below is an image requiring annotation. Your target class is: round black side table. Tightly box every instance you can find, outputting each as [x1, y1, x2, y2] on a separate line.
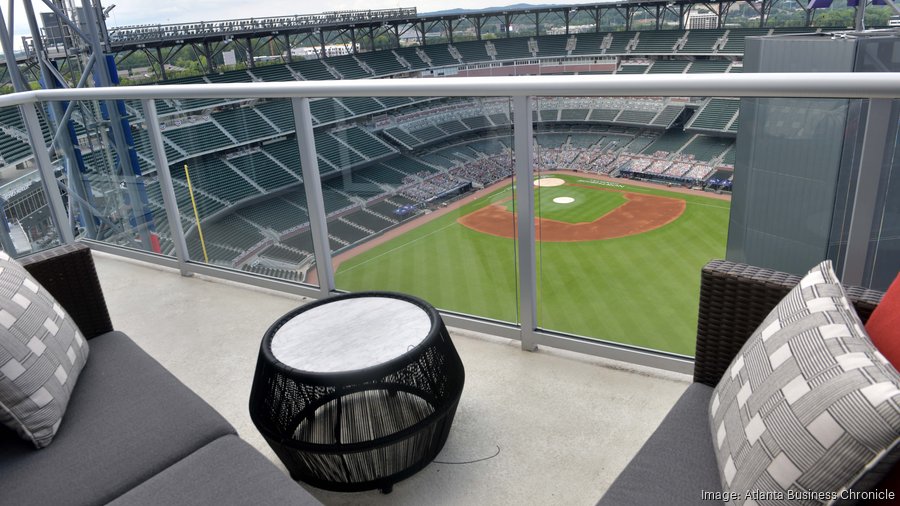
[249, 292, 465, 493]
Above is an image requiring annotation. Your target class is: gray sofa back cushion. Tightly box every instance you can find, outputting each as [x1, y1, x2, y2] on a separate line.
[0, 331, 234, 506]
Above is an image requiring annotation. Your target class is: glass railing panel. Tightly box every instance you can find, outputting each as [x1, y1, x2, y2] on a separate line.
[331, 96, 521, 324]
[0, 101, 80, 256]
[147, 97, 317, 286]
[533, 96, 731, 356]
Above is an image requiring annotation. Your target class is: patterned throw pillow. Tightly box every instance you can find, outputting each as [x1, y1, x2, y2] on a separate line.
[0, 250, 89, 448]
[710, 260, 900, 505]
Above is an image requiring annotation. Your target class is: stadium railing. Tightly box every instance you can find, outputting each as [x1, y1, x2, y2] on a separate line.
[0, 72, 897, 374]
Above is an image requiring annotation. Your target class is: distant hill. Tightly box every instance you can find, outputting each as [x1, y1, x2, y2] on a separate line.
[424, 4, 561, 16]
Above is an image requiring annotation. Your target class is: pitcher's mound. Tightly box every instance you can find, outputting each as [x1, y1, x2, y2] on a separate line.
[553, 197, 575, 204]
[534, 177, 565, 187]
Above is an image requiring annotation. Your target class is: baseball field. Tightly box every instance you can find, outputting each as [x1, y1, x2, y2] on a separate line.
[334, 173, 730, 356]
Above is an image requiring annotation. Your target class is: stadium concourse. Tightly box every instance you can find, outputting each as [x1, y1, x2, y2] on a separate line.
[0, 25, 807, 281]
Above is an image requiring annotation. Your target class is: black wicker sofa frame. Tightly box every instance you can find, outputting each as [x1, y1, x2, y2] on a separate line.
[598, 259, 886, 506]
[0, 243, 322, 505]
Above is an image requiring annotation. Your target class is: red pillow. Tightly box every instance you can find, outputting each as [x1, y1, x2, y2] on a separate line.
[866, 273, 900, 369]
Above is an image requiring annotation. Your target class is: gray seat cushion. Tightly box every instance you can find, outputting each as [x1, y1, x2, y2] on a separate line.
[598, 383, 723, 506]
[108, 434, 323, 505]
[0, 331, 236, 506]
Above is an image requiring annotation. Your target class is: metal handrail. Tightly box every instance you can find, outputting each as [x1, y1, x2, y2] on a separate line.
[0, 74, 898, 108]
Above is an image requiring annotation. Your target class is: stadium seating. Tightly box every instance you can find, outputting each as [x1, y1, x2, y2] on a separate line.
[454, 40, 490, 63]
[688, 98, 740, 132]
[381, 155, 438, 175]
[374, 96, 415, 110]
[680, 29, 725, 54]
[437, 120, 469, 135]
[249, 63, 297, 82]
[589, 109, 620, 122]
[650, 105, 684, 127]
[679, 134, 733, 161]
[491, 37, 533, 60]
[237, 197, 309, 233]
[536, 35, 570, 57]
[489, 113, 511, 126]
[241, 263, 303, 281]
[571, 32, 605, 56]
[309, 98, 353, 124]
[605, 31, 635, 54]
[633, 30, 684, 54]
[328, 54, 372, 80]
[355, 50, 408, 75]
[336, 126, 396, 159]
[164, 122, 234, 158]
[288, 60, 334, 80]
[381, 127, 422, 149]
[617, 64, 649, 75]
[642, 129, 694, 154]
[260, 139, 303, 175]
[647, 60, 689, 74]
[555, 109, 585, 121]
[461, 115, 492, 130]
[315, 131, 365, 170]
[391, 47, 430, 70]
[0, 107, 34, 164]
[227, 150, 300, 191]
[687, 60, 731, 73]
[173, 156, 261, 204]
[353, 164, 408, 186]
[410, 125, 449, 143]
[421, 44, 459, 67]
[254, 99, 295, 132]
[326, 218, 371, 245]
[212, 107, 278, 144]
[343, 209, 396, 233]
[338, 97, 385, 117]
[720, 28, 771, 54]
[207, 71, 253, 83]
[198, 214, 266, 252]
[258, 242, 311, 263]
[616, 110, 657, 125]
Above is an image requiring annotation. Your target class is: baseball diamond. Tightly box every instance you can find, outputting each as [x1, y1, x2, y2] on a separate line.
[334, 173, 730, 356]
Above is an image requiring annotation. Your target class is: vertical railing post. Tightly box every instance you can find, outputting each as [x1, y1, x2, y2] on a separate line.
[293, 97, 335, 298]
[513, 95, 538, 352]
[841, 98, 892, 286]
[22, 103, 75, 245]
[141, 99, 192, 276]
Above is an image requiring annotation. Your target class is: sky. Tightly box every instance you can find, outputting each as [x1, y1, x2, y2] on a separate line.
[5, 0, 608, 49]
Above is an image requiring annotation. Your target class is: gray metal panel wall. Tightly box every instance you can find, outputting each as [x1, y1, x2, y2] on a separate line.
[727, 35, 857, 276]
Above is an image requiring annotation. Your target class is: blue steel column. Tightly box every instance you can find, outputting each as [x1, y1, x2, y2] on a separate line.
[293, 97, 335, 297]
[513, 96, 538, 352]
[80, 0, 156, 251]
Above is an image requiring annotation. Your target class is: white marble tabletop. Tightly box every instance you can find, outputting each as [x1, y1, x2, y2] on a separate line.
[271, 296, 433, 373]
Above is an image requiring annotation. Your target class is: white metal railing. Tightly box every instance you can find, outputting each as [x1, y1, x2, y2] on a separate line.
[0, 74, 899, 106]
[3, 73, 899, 374]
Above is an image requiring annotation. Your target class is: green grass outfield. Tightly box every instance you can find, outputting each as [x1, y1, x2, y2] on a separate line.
[334, 174, 730, 356]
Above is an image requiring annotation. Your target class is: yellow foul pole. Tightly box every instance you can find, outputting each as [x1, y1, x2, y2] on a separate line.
[183, 164, 209, 263]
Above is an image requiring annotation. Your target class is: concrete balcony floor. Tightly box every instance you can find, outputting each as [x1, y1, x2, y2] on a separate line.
[93, 251, 691, 505]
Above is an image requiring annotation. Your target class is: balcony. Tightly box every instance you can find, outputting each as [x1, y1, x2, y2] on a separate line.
[92, 247, 690, 503]
[0, 67, 897, 504]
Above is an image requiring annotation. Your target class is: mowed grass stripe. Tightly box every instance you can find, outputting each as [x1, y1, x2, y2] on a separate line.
[336, 175, 729, 355]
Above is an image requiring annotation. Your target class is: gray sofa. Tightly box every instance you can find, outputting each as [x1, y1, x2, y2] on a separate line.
[598, 260, 886, 506]
[0, 243, 321, 505]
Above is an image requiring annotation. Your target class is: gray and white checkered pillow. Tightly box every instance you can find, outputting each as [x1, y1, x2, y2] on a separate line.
[0, 250, 89, 448]
[710, 260, 900, 505]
